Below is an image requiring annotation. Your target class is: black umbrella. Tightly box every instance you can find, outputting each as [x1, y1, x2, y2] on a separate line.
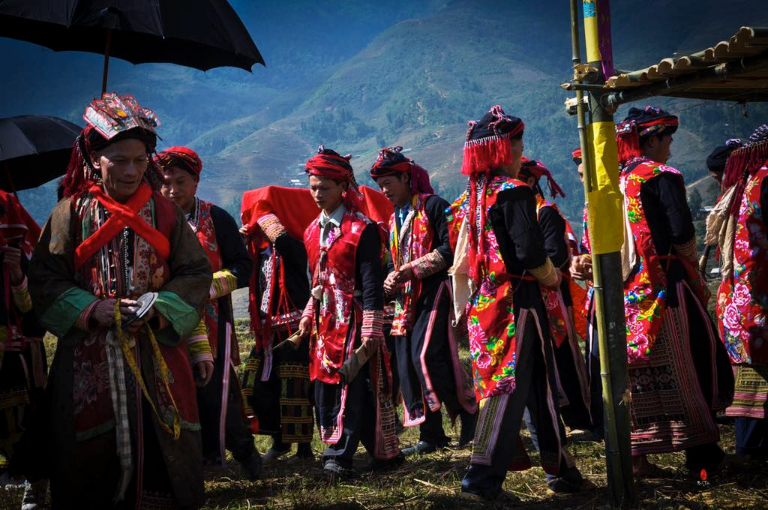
[0, 115, 81, 192]
[0, 0, 264, 93]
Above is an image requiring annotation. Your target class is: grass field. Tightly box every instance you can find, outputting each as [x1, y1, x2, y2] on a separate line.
[203, 320, 768, 509]
[4, 318, 767, 509]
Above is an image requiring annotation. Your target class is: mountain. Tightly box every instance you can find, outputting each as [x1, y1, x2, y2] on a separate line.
[197, 0, 768, 222]
[1, 0, 767, 225]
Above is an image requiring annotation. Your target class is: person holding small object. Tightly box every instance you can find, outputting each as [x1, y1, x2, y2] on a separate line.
[25, 93, 211, 510]
[296, 146, 401, 478]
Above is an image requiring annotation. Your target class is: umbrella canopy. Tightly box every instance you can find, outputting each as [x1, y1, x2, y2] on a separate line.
[0, 0, 264, 91]
[0, 115, 82, 191]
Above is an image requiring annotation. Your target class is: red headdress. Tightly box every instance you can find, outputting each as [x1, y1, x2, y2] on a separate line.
[519, 158, 566, 199]
[62, 93, 161, 198]
[305, 145, 364, 211]
[461, 105, 525, 283]
[369, 146, 434, 194]
[154, 146, 203, 179]
[572, 148, 582, 164]
[615, 106, 678, 167]
[722, 124, 768, 216]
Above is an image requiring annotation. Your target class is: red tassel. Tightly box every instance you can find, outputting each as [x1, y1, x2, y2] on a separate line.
[462, 136, 513, 176]
[722, 141, 768, 189]
[616, 131, 641, 167]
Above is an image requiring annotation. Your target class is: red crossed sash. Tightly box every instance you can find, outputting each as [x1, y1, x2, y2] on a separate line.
[74, 183, 171, 270]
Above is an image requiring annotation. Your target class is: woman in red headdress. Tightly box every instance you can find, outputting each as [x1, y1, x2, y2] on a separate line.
[714, 125, 768, 461]
[26, 93, 212, 509]
[296, 146, 401, 477]
[157, 147, 262, 479]
[447, 106, 588, 501]
[615, 106, 733, 476]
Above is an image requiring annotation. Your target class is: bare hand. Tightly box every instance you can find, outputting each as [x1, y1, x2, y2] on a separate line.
[0, 246, 23, 285]
[298, 316, 312, 338]
[195, 360, 215, 387]
[570, 255, 593, 281]
[360, 336, 381, 356]
[383, 272, 398, 298]
[393, 264, 413, 284]
[91, 299, 138, 328]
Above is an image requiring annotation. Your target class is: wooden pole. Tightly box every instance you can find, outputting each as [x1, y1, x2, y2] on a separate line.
[102, 29, 112, 96]
[571, 0, 635, 507]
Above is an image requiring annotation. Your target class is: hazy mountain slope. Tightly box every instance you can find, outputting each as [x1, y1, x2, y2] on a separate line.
[202, 0, 768, 222]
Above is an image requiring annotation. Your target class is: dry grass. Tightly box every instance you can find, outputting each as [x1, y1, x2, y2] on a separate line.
[196, 321, 768, 510]
[4, 320, 767, 509]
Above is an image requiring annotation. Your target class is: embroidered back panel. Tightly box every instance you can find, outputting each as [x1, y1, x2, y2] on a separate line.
[305, 212, 370, 384]
[717, 166, 768, 365]
[446, 176, 525, 401]
[621, 157, 708, 362]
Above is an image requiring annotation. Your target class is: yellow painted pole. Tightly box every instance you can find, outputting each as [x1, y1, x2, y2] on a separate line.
[572, 0, 634, 507]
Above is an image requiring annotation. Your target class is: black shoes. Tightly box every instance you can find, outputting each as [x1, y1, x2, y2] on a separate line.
[402, 440, 447, 456]
[239, 450, 263, 481]
[323, 458, 356, 479]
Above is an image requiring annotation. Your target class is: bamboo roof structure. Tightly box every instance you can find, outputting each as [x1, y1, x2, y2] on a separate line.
[564, 26, 768, 108]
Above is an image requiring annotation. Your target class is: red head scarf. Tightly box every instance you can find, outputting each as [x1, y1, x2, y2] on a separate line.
[305, 145, 363, 211]
[154, 146, 203, 180]
[572, 148, 582, 165]
[519, 159, 566, 199]
[615, 106, 678, 167]
[462, 105, 524, 176]
[722, 125, 768, 217]
[369, 146, 434, 195]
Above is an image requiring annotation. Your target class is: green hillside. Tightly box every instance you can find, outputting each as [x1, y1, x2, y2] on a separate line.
[4, 0, 767, 226]
[200, 0, 768, 225]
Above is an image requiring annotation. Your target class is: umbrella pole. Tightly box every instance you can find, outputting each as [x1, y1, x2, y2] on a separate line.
[4, 162, 17, 195]
[102, 29, 112, 95]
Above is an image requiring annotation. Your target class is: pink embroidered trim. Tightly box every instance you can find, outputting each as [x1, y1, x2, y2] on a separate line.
[256, 213, 286, 244]
[361, 309, 384, 339]
[410, 250, 447, 280]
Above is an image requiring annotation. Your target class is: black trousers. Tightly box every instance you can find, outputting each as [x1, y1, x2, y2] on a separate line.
[316, 363, 377, 469]
[462, 313, 569, 498]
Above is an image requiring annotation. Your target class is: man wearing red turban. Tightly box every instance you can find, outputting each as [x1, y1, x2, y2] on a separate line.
[370, 147, 478, 456]
[297, 146, 401, 477]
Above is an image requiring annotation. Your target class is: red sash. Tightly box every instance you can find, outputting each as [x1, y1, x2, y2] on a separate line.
[74, 184, 171, 270]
